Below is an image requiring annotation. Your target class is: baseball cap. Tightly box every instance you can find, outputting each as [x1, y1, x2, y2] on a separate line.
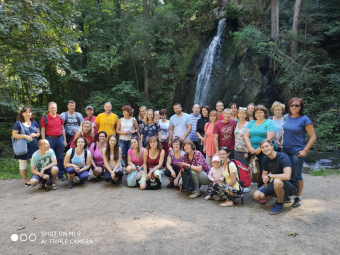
[86, 106, 94, 110]
[212, 156, 221, 162]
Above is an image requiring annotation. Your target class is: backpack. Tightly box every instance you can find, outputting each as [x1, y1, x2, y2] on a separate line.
[70, 147, 88, 165]
[43, 114, 63, 127]
[227, 159, 251, 188]
[64, 112, 81, 126]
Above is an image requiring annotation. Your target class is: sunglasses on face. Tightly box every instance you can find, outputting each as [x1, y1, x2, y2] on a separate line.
[290, 104, 300, 108]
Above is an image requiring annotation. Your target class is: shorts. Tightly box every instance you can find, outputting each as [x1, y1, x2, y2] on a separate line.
[119, 140, 131, 157]
[30, 168, 52, 182]
[257, 180, 297, 197]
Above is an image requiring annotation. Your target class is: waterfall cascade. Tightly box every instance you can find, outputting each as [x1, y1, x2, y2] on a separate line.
[194, 18, 226, 105]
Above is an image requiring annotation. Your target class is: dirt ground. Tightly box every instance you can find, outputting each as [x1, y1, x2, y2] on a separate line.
[0, 174, 339, 255]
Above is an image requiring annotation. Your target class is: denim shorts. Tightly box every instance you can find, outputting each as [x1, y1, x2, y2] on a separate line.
[257, 180, 297, 197]
[30, 168, 52, 182]
[119, 140, 131, 157]
[283, 150, 305, 182]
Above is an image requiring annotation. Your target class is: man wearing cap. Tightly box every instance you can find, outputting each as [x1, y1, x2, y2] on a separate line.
[84, 105, 98, 139]
[60, 100, 84, 151]
[95, 102, 119, 140]
[253, 139, 297, 215]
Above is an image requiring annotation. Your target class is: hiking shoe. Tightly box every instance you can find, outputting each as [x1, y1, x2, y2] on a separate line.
[243, 187, 250, 193]
[167, 181, 175, 188]
[67, 181, 74, 189]
[269, 202, 284, 215]
[189, 192, 201, 199]
[284, 197, 292, 203]
[293, 197, 301, 207]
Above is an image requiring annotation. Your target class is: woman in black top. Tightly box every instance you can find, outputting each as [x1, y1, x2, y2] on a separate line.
[196, 105, 211, 157]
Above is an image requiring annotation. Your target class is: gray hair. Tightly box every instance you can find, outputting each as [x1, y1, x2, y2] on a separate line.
[223, 108, 232, 113]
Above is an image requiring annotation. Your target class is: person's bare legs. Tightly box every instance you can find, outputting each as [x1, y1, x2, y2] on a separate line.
[51, 167, 59, 184]
[273, 179, 284, 203]
[296, 180, 303, 197]
[20, 169, 30, 184]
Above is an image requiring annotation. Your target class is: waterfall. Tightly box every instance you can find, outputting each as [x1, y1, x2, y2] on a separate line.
[194, 18, 226, 105]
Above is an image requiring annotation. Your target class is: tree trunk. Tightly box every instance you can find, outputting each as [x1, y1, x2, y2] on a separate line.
[133, 58, 139, 91]
[271, 0, 279, 40]
[291, 0, 302, 56]
[26, 41, 32, 106]
[144, 64, 149, 96]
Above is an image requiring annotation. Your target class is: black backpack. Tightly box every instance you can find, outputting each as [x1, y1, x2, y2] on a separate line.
[70, 147, 88, 163]
[180, 151, 196, 191]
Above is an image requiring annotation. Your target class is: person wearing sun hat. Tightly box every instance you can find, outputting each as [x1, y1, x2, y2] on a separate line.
[205, 155, 224, 201]
[84, 105, 98, 140]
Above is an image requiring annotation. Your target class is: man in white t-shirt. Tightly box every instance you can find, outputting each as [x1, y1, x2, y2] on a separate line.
[30, 139, 59, 190]
[169, 103, 192, 145]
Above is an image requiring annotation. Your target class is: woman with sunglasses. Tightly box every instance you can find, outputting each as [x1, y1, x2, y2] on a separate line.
[277, 98, 316, 207]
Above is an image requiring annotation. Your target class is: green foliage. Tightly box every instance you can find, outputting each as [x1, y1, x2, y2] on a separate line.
[311, 169, 340, 177]
[225, 3, 243, 20]
[0, 157, 31, 180]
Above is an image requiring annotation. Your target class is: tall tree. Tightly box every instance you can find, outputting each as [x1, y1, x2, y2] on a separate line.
[271, 0, 279, 39]
[291, 0, 302, 55]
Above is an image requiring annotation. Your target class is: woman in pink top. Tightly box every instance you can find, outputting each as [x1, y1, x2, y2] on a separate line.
[89, 131, 107, 179]
[203, 110, 218, 167]
[127, 137, 145, 183]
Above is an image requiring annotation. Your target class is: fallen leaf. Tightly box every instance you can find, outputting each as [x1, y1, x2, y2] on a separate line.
[250, 212, 253, 214]
[17, 227, 25, 230]
[32, 216, 37, 220]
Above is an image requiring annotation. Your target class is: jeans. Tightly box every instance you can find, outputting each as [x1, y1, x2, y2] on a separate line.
[46, 135, 65, 178]
[65, 133, 73, 152]
[119, 140, 131, 157]
[282, 150, 305, 182]
[104, 167, 123, 182]
[178, 170, 210, 193]
[65, 167, 89, 182]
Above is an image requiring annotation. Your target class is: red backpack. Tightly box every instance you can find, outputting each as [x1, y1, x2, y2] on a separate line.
[227, 160, 251, 188]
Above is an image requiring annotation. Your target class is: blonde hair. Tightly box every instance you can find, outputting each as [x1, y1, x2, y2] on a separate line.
[209, 110, 219, 122]
[271, 101, 285, 113]
[143, 109, 157, 125]
[138, 106, 147, 121]
[78, 121, 94, 137]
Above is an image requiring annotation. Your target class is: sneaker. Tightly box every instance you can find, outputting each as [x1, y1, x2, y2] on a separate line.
[67, 181, 74, 189]
[117, 177, 122, 186]
[167, 181, 175, 188]
[58, 176, 65, 181]
[189, 192, 201, 199]
[269, 202, 284, 215]
[25, 183, 32, 187]
[284, 197, 292, 203]
[293, 197, 301, 207]
[243, 187, 250, 193]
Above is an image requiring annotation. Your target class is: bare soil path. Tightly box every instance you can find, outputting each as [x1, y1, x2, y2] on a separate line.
[0, 174, 339, 255]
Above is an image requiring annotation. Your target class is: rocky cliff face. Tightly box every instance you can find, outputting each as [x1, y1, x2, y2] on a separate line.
[174, 20, 282, 112]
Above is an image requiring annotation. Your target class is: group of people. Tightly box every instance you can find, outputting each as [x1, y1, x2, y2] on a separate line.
[12, 97, 316, 215]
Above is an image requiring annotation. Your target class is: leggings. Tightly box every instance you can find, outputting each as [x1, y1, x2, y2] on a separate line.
[65, 167, 89, 182]
[104, 167, 123, 182]
[213, 183, 242, 201]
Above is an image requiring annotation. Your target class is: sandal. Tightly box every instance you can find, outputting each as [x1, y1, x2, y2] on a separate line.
[52, 183, 58, 190]
[220, 200, 234, 207]
[207, 184, 213, 193]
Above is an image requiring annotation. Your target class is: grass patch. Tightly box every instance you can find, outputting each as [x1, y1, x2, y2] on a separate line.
[0, 157, 31, 180]
[311, 169, 340, 177]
